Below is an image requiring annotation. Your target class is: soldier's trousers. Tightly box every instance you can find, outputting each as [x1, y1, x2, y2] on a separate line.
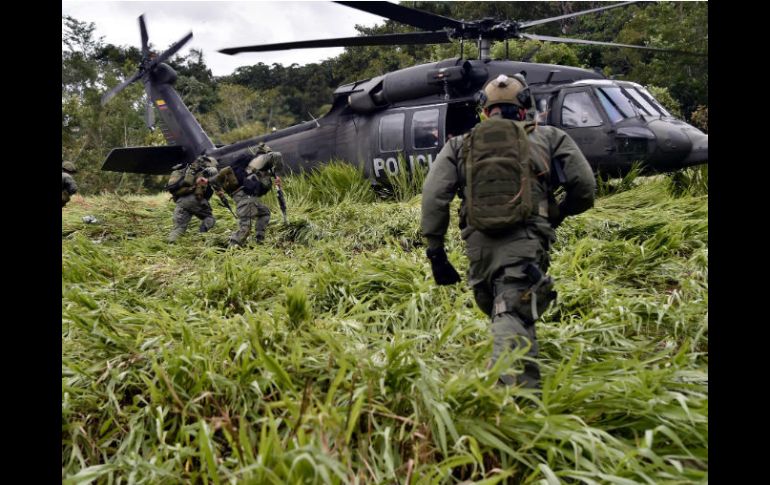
[168, 194, 215, 243]
[229, 190, 271, 246]
[465, 226, 554, 389]
[473, 266, 542, 389]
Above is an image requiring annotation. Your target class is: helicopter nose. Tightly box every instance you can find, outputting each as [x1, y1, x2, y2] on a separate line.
[646, 119, 707, 170]
[681, 130, 708, 167]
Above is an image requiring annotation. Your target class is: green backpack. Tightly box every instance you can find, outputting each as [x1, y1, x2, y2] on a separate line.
[166, 164, 196, 197]
[462, 117, 536, 233]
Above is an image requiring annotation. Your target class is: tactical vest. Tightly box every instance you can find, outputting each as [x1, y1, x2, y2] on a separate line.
[461, 117, 543, 233]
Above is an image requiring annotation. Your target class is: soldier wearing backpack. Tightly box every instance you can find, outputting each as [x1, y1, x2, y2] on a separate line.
[166, 155, 220, 243]
[421, 74, 596, 389]
[211, 143, 282, 247]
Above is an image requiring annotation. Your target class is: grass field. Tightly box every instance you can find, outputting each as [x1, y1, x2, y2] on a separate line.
[62, 164, 707, 484]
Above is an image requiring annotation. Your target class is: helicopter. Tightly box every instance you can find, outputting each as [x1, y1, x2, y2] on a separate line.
[101, 1, 708, 184]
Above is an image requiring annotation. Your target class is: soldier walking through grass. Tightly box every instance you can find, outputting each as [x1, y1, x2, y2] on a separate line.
[62, 161, 78, 208]
[212, 143, 283, 247]
[421, 74, 596, 389]
[166, 155, 220, 243]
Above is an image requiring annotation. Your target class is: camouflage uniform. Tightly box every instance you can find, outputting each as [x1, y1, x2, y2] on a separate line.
[167, 157, 219, 243]
[421, 114, 595, 388]
[62, 162, 78, 207]
[213, 148, 279, 247]
[230, 189, 271, 245]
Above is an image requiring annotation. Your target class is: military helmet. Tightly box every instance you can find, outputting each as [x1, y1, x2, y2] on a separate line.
[482, 74, 526, 109]
[62, 161, 77, 173]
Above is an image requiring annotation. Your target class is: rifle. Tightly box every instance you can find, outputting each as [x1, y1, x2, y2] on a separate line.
[274, 175, 288, 224]
[214, 190, 237, 219]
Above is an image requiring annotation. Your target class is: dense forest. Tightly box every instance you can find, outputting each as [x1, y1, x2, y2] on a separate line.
[62, 1, 708, 194]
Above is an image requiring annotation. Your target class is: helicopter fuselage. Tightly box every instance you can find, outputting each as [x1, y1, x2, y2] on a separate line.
[103, 58, 708, 183]
[203, 59, 708, 182]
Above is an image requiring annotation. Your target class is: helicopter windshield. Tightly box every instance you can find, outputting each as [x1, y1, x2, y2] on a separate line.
[625, 88, 659, 116]
[594, 85, 673, 122]
[596, 89, 624, 123]
[636, 87, 673, 117]
[596, 87, 637, 120]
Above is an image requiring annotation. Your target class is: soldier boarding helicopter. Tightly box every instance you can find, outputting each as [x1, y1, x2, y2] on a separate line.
[101, 1, 708, 184]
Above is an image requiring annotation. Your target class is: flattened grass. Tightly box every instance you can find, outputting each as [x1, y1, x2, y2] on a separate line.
[63, 164, 707, 484]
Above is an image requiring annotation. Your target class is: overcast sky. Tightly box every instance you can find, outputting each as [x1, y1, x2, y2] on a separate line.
[62, 1, 391, 76]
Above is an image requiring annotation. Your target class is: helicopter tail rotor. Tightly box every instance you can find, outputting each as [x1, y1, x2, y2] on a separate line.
[100, 14, 193, 106]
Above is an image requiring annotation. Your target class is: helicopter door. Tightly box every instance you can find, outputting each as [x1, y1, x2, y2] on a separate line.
[371, 105, 445, 181]
[554, 88, 613, 169]
[406, 106, 443, 172]
[372, 111, 406, 180]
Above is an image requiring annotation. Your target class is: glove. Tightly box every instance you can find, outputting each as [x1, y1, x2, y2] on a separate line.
[426, 247, 461, 286]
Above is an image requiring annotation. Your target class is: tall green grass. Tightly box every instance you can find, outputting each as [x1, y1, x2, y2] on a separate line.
[63, 163, 707, 484]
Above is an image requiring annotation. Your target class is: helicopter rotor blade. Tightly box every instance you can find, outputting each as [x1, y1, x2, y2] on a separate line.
[219, 31, 450, 55]
[333, 1, 463, 31]
[519, 2, 639, 30]
[101, 70, 144, 106]
[520, 33, 707, 56]
[153, 31, 193, 65]
[139, 14, 150, 56]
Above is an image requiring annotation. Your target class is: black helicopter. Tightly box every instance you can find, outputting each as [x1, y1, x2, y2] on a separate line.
[101, 1, 708, 183]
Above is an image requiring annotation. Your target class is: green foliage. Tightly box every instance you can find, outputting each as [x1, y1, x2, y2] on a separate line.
[690, 105, 708, 133]
[62, 164, 708, 483]
[595, 163, 643, 197]
[378, 154, 429, 203]
[490, 40, 581, 67]
[587, 2, 708, 117]
[285, 285, 312, 329]
[666, 165, 709, 198]
[284, 161, 376, 206]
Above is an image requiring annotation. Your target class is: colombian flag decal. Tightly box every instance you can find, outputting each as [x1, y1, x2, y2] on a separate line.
[156, 99, 168, 110]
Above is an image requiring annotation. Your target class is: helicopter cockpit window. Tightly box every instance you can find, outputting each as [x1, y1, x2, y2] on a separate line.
[379, 113, 405, 152]
[637, 87, 673, 117]
[597, 87, 635, 119]
[561, 91, 603, 128]
[412, 109, 440, 149]
[596, 89, 624, 124]
[624, 88, 658, 117]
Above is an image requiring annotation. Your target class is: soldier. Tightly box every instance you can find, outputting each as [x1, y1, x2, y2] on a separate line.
[166, 155, 220, 243]
[420, 74, 596, 389]
[62, 161, 78, 207]
[213, 144, 283, 247]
